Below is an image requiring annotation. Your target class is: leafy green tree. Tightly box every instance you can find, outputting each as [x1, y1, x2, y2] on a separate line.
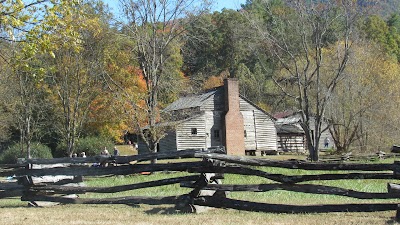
[184, 9, 256, 77]
[363, 14, 400, 61]
[0, 0, 86, 158]
[0, 0, 48, 43]
[183, 7, 278, 108]
[44, 1, 112, 157]
[157, 39, 188, 106]
[183, 13, 218, 81]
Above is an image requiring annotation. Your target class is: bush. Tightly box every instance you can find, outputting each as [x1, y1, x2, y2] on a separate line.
[55, 136, 114, 157]
[76, 136, 114, 156]
[0, 142, 53, 164]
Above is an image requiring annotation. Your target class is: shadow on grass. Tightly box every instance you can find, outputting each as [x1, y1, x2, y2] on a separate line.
[124, 203, 140, 208]
[0, 205, 27, 208]
[144, 207, 183, 215]
[385, 216, 400, 224]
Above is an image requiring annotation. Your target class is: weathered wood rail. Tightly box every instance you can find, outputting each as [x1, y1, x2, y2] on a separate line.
[1, 148, 400, 217]
[320, 152, 400, 162]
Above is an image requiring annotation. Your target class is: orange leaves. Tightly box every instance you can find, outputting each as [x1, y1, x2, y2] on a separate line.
[203, 75, 224, 90]
[136, 71, 147, 92]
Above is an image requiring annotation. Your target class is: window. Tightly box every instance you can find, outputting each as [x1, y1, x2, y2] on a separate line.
[244, 130, 247, 138]
[191, 128, 197, 135]
[213, 130, 220, 138]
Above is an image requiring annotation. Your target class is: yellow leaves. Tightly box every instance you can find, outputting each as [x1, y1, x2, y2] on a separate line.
[257, 102, 271, 112]
[10, 16, 23, 27]
[9, 0, 105, 76]
[339, 41, 400, 108]
[85, 17, 103, 38]
[351, 42, 399, 84]
[5, 28, 15, 41]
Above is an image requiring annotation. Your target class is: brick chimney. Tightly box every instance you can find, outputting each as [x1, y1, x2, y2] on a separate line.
[223, 78, 245, 155]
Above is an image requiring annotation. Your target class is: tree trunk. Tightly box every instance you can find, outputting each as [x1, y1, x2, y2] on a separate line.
[150, 142, 158, 164]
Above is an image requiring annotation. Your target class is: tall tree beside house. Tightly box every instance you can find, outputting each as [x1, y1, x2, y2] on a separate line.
[244, 0, 372, 161]
[115, 0, 210, 156]
[44, 1, 111, 157]
[76, 2, 134, 144]
[98, 33, 146, 141]
[156, 39, 188, 107]
[0, 0, 86, 158]
[182, 12, 218, 83]
[0, 46, 15, 144]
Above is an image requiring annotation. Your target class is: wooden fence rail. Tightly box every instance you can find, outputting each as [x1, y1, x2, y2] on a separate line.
[22, 150, 396, 171]
[1, 148, 400, 217]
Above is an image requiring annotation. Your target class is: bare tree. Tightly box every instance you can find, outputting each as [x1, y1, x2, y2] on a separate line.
[113, 0, 209, 156]
[328, 41, 400, 153]
[246, 0, 373, 161]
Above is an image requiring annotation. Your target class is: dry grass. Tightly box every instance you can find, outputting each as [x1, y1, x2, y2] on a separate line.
[0, 201, 397, 225]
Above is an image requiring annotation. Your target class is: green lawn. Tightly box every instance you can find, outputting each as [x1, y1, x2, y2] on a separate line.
[116, 144, 138, 156]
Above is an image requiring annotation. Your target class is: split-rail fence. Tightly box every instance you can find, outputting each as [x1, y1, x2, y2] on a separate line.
[1, 148, 400, 217]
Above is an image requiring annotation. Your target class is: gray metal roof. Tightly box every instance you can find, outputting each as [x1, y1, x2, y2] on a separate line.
[163, 88, 221, 112]
[275, 114, 302, 125]
[276, 124, 304, 134]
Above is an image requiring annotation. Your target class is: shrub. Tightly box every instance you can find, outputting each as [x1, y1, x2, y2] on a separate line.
[55, 137, 114, 157]
[54, 142, 68, 158]
[0, 142, 53, 164]
[76, 136, 114, 156]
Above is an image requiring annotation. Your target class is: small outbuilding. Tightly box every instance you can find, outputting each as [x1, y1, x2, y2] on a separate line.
[274, 111, 334, 152]
[275, 123, 305, 153]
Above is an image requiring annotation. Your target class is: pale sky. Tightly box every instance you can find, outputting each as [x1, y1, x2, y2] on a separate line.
[212, 0, 246, 11]
[102, 0, 247, 14]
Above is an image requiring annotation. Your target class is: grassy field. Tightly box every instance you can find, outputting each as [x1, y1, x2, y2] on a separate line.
[117, 144, 138, 156]
[1, 155, 400, 224]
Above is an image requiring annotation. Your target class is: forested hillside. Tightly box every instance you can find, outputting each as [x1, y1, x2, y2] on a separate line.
[0, 0, 400, 161]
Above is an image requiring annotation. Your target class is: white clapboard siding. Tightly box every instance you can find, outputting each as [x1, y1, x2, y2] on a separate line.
[242, 111, 257, 150]
[240, 98, 277, 151]
[176, 114, 207, 150]
[254, 110, 278, 151]
[277, 135, 305, 152]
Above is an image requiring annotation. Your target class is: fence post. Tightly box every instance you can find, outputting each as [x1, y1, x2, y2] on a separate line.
[393, 161, 400, 221]
[393, 161, 400, 179]
[18, 161, 38, 207]
[176, 147, 226, 213]
[396, 204, 400, 222]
